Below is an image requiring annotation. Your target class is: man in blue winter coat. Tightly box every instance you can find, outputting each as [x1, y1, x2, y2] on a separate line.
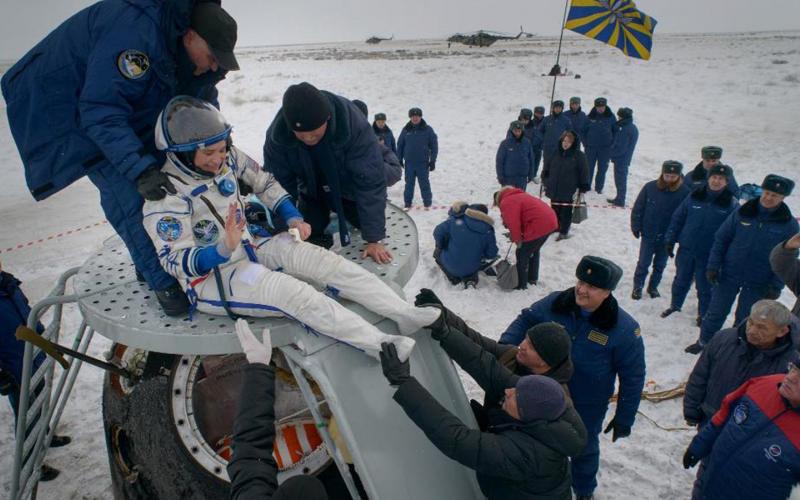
[662, 165, 738, 328]
[433, 202, 498, 288]
[263, 82, 393, 264]
[685, 146, 740, 197]
[606, 107, 639, 207]
[690, 175, 799, 354]
[499, 255, 646, 500]
[398, 107, 438, 210]
[584, 97, 616, 194]
[1, 0, 239, 316]
[566, 97, 588, 149]
[496, 121, 535, 190]
[538, 100, 573, 164]
[683, 360, 800, 500]
[372, 112, 397, 153]
[630, 161, 691, 300]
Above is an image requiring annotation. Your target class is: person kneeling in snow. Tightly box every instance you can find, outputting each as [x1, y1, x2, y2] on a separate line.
[143, 96, 439, 360]
[432, 202, 498, 288]
[379, 324, 586, 499]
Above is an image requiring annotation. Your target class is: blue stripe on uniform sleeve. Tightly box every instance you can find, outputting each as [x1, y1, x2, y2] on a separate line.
[274, 195, 302, 222]
[194, 244, 230, 276]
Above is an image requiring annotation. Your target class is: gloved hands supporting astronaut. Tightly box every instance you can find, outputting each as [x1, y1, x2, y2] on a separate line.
[234, 319, 273, 366]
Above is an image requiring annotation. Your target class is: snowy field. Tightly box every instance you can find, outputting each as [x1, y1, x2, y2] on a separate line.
[2, 31, 800, 498]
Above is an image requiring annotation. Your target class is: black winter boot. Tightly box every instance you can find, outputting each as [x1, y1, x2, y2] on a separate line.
[40, 464, 60, 482]
[155, 283, 190, 317]
[647, 288, 661, 298]
[50, 434, 72, 448]
[684, 341, 705, 355]
[631, 288, 642, 300]
[660, 307, 680, 318]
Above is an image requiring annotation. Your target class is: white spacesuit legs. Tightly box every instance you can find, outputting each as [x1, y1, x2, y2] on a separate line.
[260, 234, 439, 335]
[194, 256, 415, 361]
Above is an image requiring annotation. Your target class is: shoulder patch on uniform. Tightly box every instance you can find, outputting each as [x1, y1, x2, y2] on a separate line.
[588, 330, 609, 346]
[156, 216, 182, 242]
[117, 49, 150, 80]
[634, 327, 642, 337]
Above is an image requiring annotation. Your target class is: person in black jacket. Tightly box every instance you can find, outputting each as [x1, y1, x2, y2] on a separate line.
[379, 323, 587, 499]
[542, 130, 589, 240]
[770, 233, 800, 316]
[228, 320, 328, 500]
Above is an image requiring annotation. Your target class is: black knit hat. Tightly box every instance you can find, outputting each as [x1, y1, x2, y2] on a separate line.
[701, 146, 723, 160]
[282, 82, 331, 132]
[515, 375, 566, 422]
[662, 160, 683, 175]
[272, 475, 328, 500]
[408, 107, 423, 117]
[190, 3, 239, 71]
[762, 174, 795, 196]
[552, 100, 564, 109]
[352, 99, 368, 118]
[374, 112, 387, 121]
[708, 164, 733, 181]
[518, 108, 533, 120]
[594, 97, 607, 107]
[526, 322, 571, 368]
[617, 107, 633, 119]
[576, 256, 623, 290]
[534, 106, 545, 114]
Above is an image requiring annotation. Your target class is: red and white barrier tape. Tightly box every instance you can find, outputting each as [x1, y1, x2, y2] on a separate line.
[0, 220, 109, 254]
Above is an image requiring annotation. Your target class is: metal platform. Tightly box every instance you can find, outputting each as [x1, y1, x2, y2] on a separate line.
[74, 203, 419, 355]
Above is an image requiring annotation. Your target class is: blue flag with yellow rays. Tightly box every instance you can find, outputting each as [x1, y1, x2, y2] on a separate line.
[565, 0, 657, 60]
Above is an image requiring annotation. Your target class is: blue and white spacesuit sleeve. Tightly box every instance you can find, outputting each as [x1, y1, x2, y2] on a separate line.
[233, 147, 302, 223]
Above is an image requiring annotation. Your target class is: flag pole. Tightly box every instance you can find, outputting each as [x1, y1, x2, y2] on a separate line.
[549, 0, 571, 107]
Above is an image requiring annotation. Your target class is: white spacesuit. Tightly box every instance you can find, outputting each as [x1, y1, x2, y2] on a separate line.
[142, 97, 436, 360]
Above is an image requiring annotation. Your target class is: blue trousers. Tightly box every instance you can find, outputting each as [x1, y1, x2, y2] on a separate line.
[611, 161, 629, 205]
[670, 247, 712, 316]
[572, 402, 609, 496]
[532, 147, 542, 178]
[500, 176, 528, 191]
[633, 238, 668, 290]
[699, 275, 768, 343]
[87, 164, 177, 291]
[403, 163, 432, 207]
[585, 145, 611, 192]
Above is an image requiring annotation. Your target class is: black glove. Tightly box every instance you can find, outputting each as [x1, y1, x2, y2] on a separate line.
[765, 286, 781, 300]
[428, 161, 436, 172]
[603, 418, 631, 442]
[683, 448, 700, 469]
[706, 269, 719, 285]
[136, 167, 176, 201]
[665, 243, 675, 258]
[380, 343, 410, 386]
[0, 369, 17, 396]
[684, 408, 704, 427]
[415, 288, 444, 308]
[632, 230, 640, 239]
[470, 399, 489, 431]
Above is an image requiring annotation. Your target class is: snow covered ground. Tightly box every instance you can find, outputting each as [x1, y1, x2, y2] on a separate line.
[2, 31, 800, 498]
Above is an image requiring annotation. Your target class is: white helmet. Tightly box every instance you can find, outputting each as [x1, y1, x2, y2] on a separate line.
[155, 96, 232, 179]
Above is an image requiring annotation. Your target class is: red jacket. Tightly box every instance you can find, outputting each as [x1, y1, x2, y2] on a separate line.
[498, 188, 558, 243]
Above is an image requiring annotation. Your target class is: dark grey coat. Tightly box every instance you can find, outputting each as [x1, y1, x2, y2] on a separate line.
[683, 318, 800, 423]
[393, 328, 587, 500]
[770, 240, 800, 316]
[541, 140, 589, 202]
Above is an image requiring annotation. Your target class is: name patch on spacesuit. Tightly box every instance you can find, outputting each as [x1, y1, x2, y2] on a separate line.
[156, 216, 182, 242]
[193, 220, 220, 244]
[117, 50, 150, 80]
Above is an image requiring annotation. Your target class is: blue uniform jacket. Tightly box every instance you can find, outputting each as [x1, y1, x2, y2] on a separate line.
[433, 202, 498, 278]
[665, 186, 737, 258]
[263, 91, 388, 243]
[372, 123, 397, 153]
[0, 272, 44, 385]
[537, 113, 572, 155]
[528, 118, 544, 149]
[1, 0, 225, 201]
[609, 118, 638, 166]
[684, 162, 740, 197]
[496, 136, 534, 183]
[499, 289, 646, 426]
[397, 120, 438, 169]
[584, 108, 616, 148]
[565, 108, 588, 144]
[707, 199, 799, 288]
[688, 374, 800, 500]
[630, 178, 691, 240]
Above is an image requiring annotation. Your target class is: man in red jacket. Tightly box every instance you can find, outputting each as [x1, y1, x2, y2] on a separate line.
[494, 187, 558, 289]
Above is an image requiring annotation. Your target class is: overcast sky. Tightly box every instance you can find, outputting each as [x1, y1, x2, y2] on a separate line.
[2, 0, 799, 60]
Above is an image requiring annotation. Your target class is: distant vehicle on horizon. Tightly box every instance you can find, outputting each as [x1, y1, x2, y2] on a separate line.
[448, 25, 534, 47]
[366, 34, 394, 44]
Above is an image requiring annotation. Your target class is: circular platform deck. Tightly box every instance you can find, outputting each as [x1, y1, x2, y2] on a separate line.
[74, 204, 419, 355]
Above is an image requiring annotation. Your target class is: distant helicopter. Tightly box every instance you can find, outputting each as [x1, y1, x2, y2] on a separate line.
[448, 25, 534, 47]
[366, 34, 394, 44]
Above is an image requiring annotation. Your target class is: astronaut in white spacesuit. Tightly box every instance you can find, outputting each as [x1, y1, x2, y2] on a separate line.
[142, 96, 437, 360]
